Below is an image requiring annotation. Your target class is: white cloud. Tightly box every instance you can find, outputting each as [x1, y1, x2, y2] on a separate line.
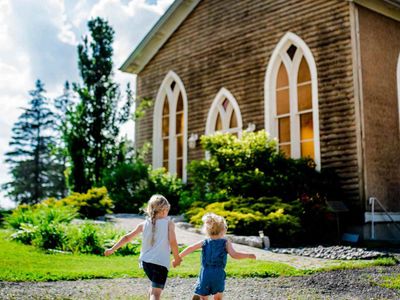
[0, 0, 173, 208]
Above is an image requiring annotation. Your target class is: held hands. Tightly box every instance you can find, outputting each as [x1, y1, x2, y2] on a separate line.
[172, 256, 182, 268]
[104, 248, 115, 256]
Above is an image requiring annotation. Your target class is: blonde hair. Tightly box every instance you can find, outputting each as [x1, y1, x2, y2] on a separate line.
[146, 194, 170, 245]
[202, 213, 227, 237]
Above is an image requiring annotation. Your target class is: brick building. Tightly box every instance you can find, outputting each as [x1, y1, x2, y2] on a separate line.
[121, 0, 400, 240]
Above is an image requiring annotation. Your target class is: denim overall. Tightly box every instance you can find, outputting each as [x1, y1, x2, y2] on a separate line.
[194, 238, 227, 296]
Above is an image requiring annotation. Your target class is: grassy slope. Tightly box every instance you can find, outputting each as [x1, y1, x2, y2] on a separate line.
[0, 230, 396, 282]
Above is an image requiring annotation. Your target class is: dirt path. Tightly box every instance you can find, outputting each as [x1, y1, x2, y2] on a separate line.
[111, 214, 342, 269]
[1, 266, 399, 299]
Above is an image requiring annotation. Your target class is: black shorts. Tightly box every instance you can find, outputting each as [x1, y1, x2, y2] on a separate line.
[142, 261, 169, 289]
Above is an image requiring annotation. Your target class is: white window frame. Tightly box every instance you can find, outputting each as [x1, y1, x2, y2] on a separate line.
[264, 32, 321, 170]
[205, 87, 243, 136]
[397, 52, 400, 137]
[153, 71, 188, 181]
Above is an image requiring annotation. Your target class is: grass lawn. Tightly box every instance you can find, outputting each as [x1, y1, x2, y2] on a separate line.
[0, 230, 396, 282]
[377, 275, 400, 290]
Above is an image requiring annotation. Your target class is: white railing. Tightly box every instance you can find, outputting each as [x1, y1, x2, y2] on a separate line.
[369, 197, 400, 239]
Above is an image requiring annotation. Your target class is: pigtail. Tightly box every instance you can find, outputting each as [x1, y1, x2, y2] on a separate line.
[150, 209, 157, 246]
[146, 194, 171, 246]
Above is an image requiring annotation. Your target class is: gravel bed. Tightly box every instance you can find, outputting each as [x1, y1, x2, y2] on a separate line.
[270, 245, 389, 260]
[1, 265, 399, 299]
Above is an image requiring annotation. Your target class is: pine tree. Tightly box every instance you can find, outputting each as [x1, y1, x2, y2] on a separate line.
[66, 17, 132, 192]
[51, 81, 74, 197]
[3, 80, 60, 204]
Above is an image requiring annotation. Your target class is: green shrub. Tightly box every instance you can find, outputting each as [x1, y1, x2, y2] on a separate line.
[102, 154, 183, 214]
[187, 197, 302, 243]
[5, 204, 77, 230]
[146, 168, 183, 215]
[102, 159, 149, 213]
[6, 201, 141, 254]
[65, 222, 140, 255]
[33, 222, 66, 250]
[10, 223, 37, 244]
[42, 187, 113, 219]
[66, 222, 103, 254]
[184, 130, 340, 245]
[0, 209, 11, 227]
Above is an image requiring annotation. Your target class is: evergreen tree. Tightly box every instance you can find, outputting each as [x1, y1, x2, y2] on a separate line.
[66, 17, 132, 192]
[52, 81, 74, 197]
[3, 80, 60, 204]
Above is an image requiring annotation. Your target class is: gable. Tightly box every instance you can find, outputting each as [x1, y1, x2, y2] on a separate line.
[120, 0, 201, 74]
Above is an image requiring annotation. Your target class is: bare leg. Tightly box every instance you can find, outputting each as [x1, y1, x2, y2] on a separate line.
[199, 295, 208, 300]
[213, 293, 223, 300]
[149, 287, 162, 300]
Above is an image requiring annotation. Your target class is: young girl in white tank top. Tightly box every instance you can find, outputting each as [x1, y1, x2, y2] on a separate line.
[105, 195, 181, 300]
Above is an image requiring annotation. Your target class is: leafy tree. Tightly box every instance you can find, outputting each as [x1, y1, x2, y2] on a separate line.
[65, 17, 132, 192]
[3, 80, 64, 204]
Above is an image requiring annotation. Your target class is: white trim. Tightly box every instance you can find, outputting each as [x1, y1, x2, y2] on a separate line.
[397, 52, 400, 137]
[365, 212, 400, 223]
[351, 0, 400, 22]
[205, 88, 243, 136]
[350, 2, 367, 204]
[120, 0, 201, 73]
[153, 71, 188, 182]
[264, 32, 321, 170]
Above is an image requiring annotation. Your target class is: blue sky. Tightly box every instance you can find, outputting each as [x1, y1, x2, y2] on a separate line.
[0, 0, 174, 208]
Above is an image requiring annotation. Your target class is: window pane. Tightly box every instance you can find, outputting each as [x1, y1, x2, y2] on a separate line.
[162, 98, 169, 115]
[176, 92, 183, 111]
[279, 144, 291, 157]
[170, 81, 176, 91]
[162, 116, 169, 137]
[215, 113, 223, 131]
[176, 112, 183, 134]
[177, 135, 183, 157]
[300, 113, 313, 140]
[176, 159, 183, 178]
[229, 111, 238, 128]
[297, 83, 312, 111]
[286, 45, 297, 60]
[222, 98, 229, 111]
[276, 88, 289, 115]
[163, 138, 169, 161]
[301, 141, 314, 159]
[278, 117, 290, 143]
[277, 63, 289, 88]
[298, 57, 311, 83]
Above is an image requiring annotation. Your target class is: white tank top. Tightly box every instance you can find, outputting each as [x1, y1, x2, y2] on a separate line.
[139, 217, 171, 270]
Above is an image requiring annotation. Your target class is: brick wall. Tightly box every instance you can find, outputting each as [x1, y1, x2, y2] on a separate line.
[135, 0, 360, 206]
[358, 5, 400, 211]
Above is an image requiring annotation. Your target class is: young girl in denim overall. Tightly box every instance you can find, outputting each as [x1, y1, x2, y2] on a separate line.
[175, 213, 256, 300]
[105, 195, 181, 300]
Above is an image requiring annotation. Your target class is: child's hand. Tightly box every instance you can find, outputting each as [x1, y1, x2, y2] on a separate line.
[104, 248, 114, 256]
[172, 256, 182, 268]
[248, 254, 256, 260]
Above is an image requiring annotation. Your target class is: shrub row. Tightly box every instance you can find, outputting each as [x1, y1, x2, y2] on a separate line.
[6, 201, 139, 255]
[182, 131, 340, 245]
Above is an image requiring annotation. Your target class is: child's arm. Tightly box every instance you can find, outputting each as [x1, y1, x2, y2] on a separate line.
[168, 220, 182, 267]
[104, 223, 144, 256]
[179, 240, 203, 259]
[226, 240, 256, 260]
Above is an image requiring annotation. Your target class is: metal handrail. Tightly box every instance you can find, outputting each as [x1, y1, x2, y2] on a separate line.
[369, 197, 400, 239]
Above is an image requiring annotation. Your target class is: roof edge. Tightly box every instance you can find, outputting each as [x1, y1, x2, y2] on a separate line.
[120, 0, 201, 74]
[352, 0, 400, 21]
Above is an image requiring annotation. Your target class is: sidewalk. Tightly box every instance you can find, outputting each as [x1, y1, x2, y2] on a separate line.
[110, 214, 340, 269]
